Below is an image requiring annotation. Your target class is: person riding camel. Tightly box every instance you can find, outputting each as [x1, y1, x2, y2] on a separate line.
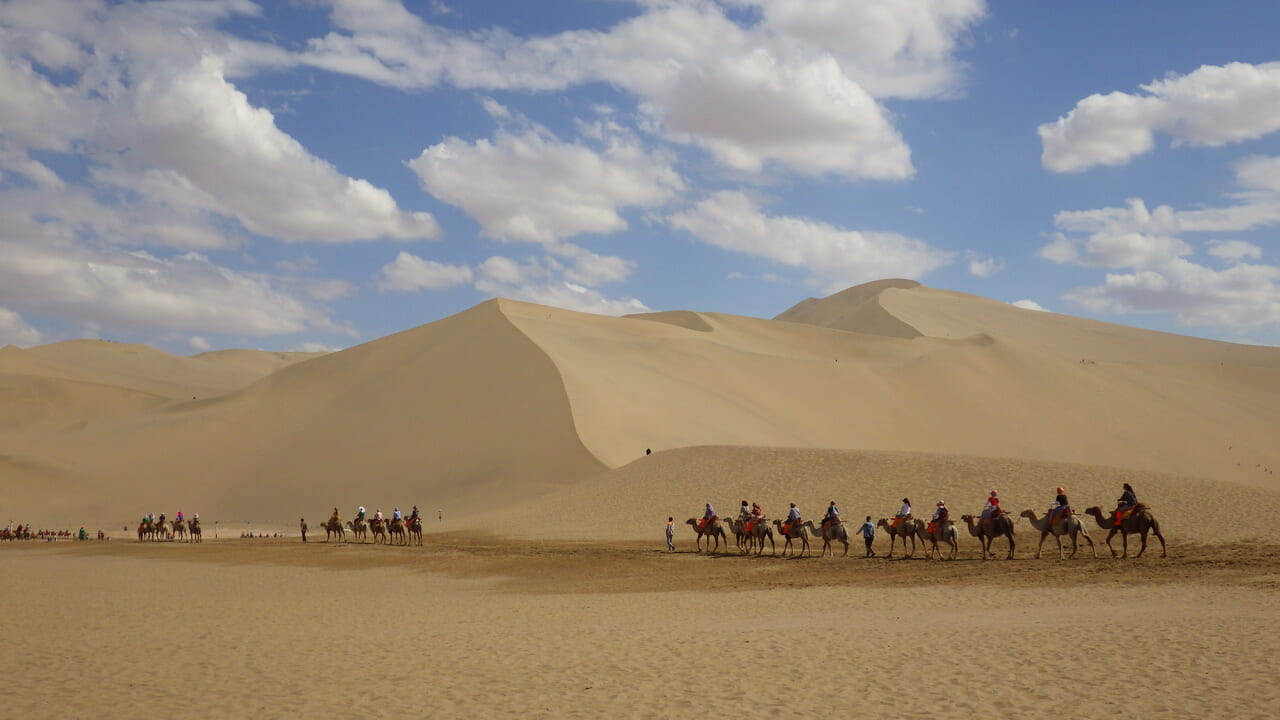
[392, 507, 402, 522]
[822, 501, 841, 530]
[357, 506, 367, 522]
[746, 502, 763, 533]
[784, 503, 801, 535]
[928, 500, 949, 534]
[893, 498, 912, 530]
[699, 503, 717, 532]
[373, 508, 384, 523]
[980, 490, 1000, 520]
[1114, 483, 1138, 527]
[409, 505, 420, 524]
[176, 510, 184, 523]
[329, 507, 341, 526]
[1047, 487, 1069, 524]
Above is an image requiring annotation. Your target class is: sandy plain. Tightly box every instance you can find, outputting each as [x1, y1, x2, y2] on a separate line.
[2, 535, 1278, 719]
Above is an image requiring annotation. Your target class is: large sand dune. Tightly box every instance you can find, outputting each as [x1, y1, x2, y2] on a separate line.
[1, 280, 1277, 533]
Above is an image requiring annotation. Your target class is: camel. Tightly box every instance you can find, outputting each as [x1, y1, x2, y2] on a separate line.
[744, 519, 775, 556]
[322, 518, 346, 542]
[960, 513, 1015, 560]
[803, 520, 849, 557]
[684, 518, 728, 553]
[1085, 506, 1166, 558]
[387, 518, 406, 546]
[345, 518, 367, 543]
[875, 518, 917, 558]
[1020, 509, 1096, 560]
[406, 517, 423, 546]
[171, 519, 186, 541]
[187, 519, 202, 543]
[725, 517, 751, 553]
[911, 519, 959, 561]
[770, 519, 810, 557]
[368, 518, 388, 544]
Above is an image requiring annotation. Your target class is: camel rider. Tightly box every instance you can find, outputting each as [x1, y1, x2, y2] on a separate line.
[1114, 483, 1138, 527]
[928, 500, 949, 534]
[392, 507, 402, 522]
[1048, 487, 1069, 523]
[700, 503, 717, 531]
[747, 502, 763, 532]
[822, 501, 841, 529]
[739, 500, 751, 522]
[784, 503, 801, 535]
[893, 499, 912, 530]
[373, 508, 384, 523]
[357, 506, 366, 522]
[191, 513, 199, 526]
[980, 490, 1000, 520]
[176, 511, 183, 523]
[329, 507, 341, 525]
[158, 512, 166, 525]
[409, 506, 420, 524]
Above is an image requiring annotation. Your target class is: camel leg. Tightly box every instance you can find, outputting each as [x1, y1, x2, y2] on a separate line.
[1104, 529, 1119, 557]
[1121, 531, 1130, 558]
[1153, 523, 1167, 558]
[1134, 530, 1146, 559]
[1035, 532, 1047, 560]
[841, 539, 849, 557]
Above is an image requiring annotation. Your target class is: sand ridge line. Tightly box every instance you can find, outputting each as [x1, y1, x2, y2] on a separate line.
[10, 534, 1279, 596]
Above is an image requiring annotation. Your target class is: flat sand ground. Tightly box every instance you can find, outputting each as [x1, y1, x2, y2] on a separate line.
[3, 536, 1278, 719]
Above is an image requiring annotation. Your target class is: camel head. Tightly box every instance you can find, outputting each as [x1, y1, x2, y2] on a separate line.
[685, 518, 698, 527]
[1084, 506, 1104, 517]
[1019, 509, 1037, 520]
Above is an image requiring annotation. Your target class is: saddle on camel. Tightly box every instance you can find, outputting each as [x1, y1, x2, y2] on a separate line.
[1113, 502, 1147, 527]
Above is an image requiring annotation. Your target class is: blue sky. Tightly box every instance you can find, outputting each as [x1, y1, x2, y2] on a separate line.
[2, 0, 1279, 353]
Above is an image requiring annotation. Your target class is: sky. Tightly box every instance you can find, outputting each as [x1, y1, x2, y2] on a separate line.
[2, 0, 1280, 353]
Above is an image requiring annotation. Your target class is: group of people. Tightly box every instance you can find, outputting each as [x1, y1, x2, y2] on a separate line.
[327, 505, 421, 527]
[686, 482, 1144, 551]
[139, 510, 198, 526]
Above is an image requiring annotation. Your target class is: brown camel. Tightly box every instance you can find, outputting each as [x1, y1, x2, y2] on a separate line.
[770, 519, 810, 557]
[187, 519, 202, 542]
[725, 517, 751, 553]
[406, 517, 423, 546]
[746, 519, 775, 556]
[1020, 509, 1095, 560]
[322, 518, 345, 542]
[685, 518, 728, 553]
[171, 519, 186, 541]
[388, 518, 406, 545]
[368, 518, 388, 544]
[1084, 506, 1166, 558]
[960, 513, 1015, 560]
[911, 519, 958, 560]
[875, 518, 917, 558]
[802, 520, 849, 557]
[345, 518, 368, 543]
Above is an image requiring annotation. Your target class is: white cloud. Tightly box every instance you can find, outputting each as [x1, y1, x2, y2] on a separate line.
[0, 239, 326, 336]
[1064, 259, 1280, 328]
[291, 341, 342, 353]
[300, 0, 982, 179]
[1206, 240, 1263, 262]
[377, 251, 474, 292]
[0, 307, 43, 347]
[1040, 62, 1280, 172]
[475, 255, 648, 316]
[188, 335, 212, 351]
[1010, 299, 1049, 312]
[967, 253, 1005, 277]
[0, 2, 439, 246]
[669, 191, 954, 292]
[410, 125, 682, 244]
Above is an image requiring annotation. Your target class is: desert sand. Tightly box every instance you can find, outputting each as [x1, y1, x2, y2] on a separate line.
[2, 279, 1279, 717]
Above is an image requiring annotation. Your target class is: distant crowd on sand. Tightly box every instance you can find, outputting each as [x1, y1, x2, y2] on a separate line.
[675, 483, 1165, 560]
[2, 523, 105, 542]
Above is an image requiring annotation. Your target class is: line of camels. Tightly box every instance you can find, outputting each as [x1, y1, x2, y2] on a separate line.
[136, 517, 202, 542]
[686, 504, 1165, 560]
[319, 516, 423, 546]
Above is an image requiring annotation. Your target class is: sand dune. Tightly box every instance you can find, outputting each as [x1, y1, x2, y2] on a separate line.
[2, 280, 1277, 533]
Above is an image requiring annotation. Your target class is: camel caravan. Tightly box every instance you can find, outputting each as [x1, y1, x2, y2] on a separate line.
[135, 512, 202, 543]
[318, 506, 423, 546]
[682, 485, 1165, 561]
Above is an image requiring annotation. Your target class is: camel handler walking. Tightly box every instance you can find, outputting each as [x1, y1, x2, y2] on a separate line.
[300, 518, 308, 542]
[666, 517, 675, 551]
[858, 516, 876, 557]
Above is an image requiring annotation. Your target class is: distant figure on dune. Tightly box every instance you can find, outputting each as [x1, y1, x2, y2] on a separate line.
[299, 518, 307, 542]
[666, 517, 674, 551]
[645, 448, 651, 455]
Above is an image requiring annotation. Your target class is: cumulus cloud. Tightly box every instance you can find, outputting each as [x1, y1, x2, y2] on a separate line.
[1063, 259, 1280, 328]
[0, 1, 438, 246]
[669, 191, 954, 292]
[967, 253, 1005, 277]
[1010, 299, 1049, 312]
[300, 0, 982, 179]
[188, 335, 212, 352]
[474, 255, 649, 315]
[1040, 62, 1280, 172]
[377, 252, 474, 292]
[0, 308, 43, 347]
[1206, 240, 1263, 262]
[409, 125, 681, 243]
